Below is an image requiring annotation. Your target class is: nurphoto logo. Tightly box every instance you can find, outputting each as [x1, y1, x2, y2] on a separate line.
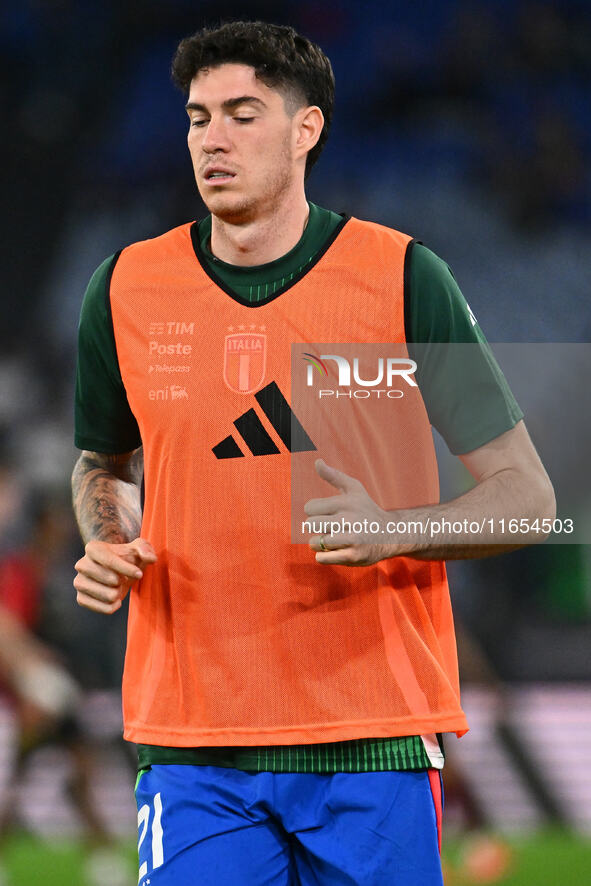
[303, 353, 417, 399]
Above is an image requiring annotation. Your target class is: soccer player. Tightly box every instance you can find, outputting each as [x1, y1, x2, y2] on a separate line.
[72, 21, 555, 886]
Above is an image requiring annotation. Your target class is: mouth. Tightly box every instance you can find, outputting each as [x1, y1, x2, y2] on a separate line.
[203, 169, 236, 185]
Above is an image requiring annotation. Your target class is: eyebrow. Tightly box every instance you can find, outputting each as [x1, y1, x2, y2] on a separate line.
[185, 96, 268, 113]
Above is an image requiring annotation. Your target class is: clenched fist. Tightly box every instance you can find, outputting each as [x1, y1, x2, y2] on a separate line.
[74, 538, 157, 614]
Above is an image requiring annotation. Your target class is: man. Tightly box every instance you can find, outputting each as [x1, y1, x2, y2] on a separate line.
[72, 20, 554, 886]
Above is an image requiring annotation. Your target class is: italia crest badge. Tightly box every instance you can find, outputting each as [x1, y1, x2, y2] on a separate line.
[224, 331, 267, 394]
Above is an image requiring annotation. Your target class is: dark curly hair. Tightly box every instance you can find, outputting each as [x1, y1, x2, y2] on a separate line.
[171, 20, 334, 178]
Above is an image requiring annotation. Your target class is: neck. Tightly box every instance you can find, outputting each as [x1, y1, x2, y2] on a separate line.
[209, 190, 310, 266]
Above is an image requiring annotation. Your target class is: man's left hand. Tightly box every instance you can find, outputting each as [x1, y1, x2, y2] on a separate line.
[304, 459, 399, 566]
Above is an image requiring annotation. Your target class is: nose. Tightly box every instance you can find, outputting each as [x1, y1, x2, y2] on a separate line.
[201, 116, 230, 154]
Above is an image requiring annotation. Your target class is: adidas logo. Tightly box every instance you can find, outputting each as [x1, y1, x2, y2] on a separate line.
[212, 381, 316, 459]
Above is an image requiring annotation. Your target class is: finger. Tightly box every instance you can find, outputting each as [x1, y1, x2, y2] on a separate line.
[76, 590, 123, 615]
[74, 558, 123, 588]
[315, 548, 352, 565]
[83, 546, 144, 580]
[309, 535, 348, 552]
[128, 538, 158, 567]
[310, 534, 326, 552]
[73, 574, 127, 605]
[303, 495, 342, 517]
[314, 459, 363, 494]
[315, 547, 364, 566]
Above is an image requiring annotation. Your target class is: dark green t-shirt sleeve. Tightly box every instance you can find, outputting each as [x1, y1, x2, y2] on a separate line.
[74, 253, 142, 453]
[408, 243, 523, 454]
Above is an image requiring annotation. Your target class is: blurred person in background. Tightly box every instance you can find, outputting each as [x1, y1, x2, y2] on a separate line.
[71, 18, 555, 886]
[0, 491, 134, 885]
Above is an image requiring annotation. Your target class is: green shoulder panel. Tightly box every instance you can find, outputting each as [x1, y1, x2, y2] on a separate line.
[410, 243, 485, 345]
[409, 243, 523, 454]
[74, 253, 142, 453]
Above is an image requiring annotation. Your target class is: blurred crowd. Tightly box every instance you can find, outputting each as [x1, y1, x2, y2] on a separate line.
[2, 0, 591, 347]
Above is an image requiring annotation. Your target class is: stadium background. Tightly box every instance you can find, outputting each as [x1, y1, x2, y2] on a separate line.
[0, 0, 590, 883]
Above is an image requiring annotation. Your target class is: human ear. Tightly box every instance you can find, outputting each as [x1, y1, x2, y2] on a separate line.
[294, 106, 324, 161]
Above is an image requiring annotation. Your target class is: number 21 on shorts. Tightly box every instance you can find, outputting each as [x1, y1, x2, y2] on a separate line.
[137, 791, 164, 883]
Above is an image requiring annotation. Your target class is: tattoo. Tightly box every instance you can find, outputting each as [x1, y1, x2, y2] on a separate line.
[72, 448, 144, 544]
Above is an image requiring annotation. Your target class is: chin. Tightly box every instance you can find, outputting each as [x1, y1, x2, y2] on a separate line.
[203, 193, 258, 224]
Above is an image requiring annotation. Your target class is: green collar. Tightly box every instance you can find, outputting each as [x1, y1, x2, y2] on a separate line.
[195, 203, 344, 302]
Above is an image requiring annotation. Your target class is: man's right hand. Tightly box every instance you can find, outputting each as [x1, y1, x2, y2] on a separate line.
[74, 538, 157, 614]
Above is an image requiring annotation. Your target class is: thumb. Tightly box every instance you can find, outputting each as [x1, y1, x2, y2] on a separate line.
[128, 538, 158, 567]
[314, 459, 361, 494]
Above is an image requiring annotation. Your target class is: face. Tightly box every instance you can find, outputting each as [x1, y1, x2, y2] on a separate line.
[186, 63, 302, 224]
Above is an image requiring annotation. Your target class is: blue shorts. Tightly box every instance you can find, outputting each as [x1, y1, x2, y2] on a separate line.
[136, 765, 443, 886]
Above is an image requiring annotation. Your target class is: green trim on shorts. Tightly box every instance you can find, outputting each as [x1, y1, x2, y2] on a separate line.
[135, 767, 151, 792]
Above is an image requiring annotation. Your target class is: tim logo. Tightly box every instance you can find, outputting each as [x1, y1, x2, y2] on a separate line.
[224, 333, 267, 394]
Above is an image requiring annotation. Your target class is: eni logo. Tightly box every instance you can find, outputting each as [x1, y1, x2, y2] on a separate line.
[148, 385, 189, 401]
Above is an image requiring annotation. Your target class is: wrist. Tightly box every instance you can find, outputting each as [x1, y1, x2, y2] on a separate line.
[380, 508, 430, 557]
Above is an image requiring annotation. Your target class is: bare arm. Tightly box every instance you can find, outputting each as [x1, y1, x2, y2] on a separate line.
[72, 448, 156, 613]
[72, 448, 144, 544]
[406, 420, 555, 559]
[305, 421, 556, 565]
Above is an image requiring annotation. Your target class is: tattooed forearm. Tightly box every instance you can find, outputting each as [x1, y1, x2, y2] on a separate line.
[72, 449, 144, 544]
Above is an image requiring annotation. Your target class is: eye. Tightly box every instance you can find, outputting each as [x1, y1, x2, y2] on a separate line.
[190, 119, 208, 128]
[235, 117, 254, 124]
